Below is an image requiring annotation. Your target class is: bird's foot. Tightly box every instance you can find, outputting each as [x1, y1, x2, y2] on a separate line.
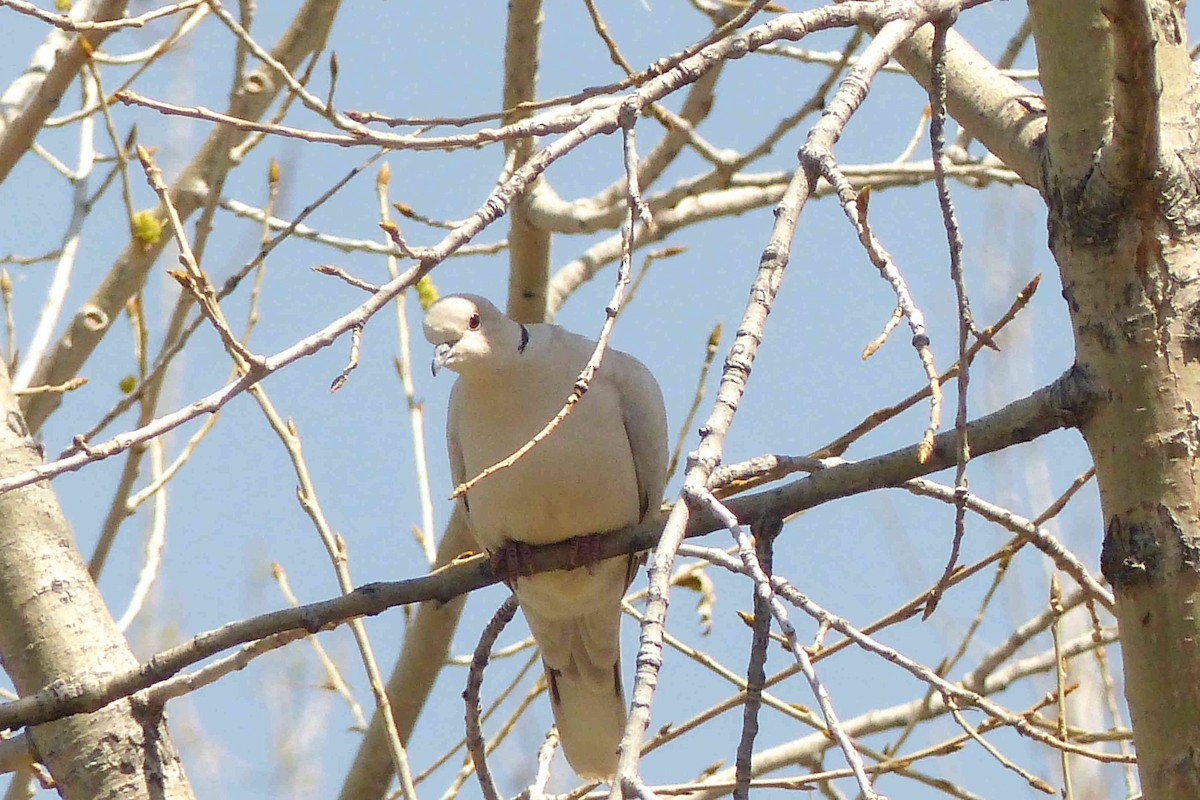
[569, 533, 604, 574]
[490, 540, 536, 585]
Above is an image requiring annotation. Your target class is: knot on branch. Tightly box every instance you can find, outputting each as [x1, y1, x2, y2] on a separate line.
[1051, 363, 1103, 430]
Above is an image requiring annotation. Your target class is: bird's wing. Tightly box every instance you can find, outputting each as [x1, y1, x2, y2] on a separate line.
[611, 349, 669, 523]
[436, 318, 667, 781]
[447, 380, 467, 513]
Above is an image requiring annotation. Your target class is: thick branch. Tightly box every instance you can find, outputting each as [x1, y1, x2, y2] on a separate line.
[1026, 0, 1111, 185]
[0, 359, 194, 797]
[1033, 4, 1200, 797]
[19, 0, 342, 431]
[0, 0, 128, 186]
[502, 0, 552, 323]
[888, 23, 1045, 192]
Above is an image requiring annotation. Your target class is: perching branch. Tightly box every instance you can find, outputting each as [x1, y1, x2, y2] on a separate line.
[0, 365, 1098, 752]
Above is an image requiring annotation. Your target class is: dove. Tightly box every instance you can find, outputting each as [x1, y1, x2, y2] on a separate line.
[423, 293, 668, 780]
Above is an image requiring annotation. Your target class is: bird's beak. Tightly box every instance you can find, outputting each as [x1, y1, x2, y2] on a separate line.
[431, 342, 454, 376]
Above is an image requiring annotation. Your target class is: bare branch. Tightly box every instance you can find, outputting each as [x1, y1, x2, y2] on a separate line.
[0, 369, 1100, 733]
[0, 0, 128, 186]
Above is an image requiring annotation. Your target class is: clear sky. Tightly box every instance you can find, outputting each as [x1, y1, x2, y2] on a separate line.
[0, 2, 1140, 798]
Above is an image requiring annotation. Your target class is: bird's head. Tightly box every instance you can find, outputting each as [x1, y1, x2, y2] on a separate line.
[422, 294, 526, 376]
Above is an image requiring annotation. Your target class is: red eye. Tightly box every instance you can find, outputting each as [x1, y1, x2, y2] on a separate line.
[468, 313, 481, 330]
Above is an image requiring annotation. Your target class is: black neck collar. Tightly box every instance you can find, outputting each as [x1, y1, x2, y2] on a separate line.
[518, 324, 529, 354]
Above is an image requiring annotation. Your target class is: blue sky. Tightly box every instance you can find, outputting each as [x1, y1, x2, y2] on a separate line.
[0, 2, 1135, 798]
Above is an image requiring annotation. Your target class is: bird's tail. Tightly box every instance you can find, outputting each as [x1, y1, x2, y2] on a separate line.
[545, 654, 625, 780]
[525, 604, 626, 780]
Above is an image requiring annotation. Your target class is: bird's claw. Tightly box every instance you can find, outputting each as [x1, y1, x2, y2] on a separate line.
[569, 533, 604, 574]
[490, 540, 536, 586]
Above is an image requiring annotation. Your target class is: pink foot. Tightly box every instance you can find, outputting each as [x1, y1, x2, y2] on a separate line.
[569, 533, 604, 573]
[490, 540, 536, 585]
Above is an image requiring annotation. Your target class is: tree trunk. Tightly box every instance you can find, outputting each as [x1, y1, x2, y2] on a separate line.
[0, 362, 195, 799]
[1031, 1, 1200, 797]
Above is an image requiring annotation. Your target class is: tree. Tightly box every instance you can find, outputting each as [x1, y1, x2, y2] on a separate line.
[0, 0, 1184, 798]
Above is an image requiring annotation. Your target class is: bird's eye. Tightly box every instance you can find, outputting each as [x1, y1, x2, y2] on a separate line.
[468, 313, 481, 330]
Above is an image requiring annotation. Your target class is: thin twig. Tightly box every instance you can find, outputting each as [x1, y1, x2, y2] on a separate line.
[221, 197, 508, 256]
[1, 271, 13, 371]
[449, 104, 645, 500]
[1050, 575, 1073, 799]
[1083, 597, 1137, 795]
[74, 150, 387, 450]
[0, 0, 204, 32]
[528, 727, 560, 800]
[583, 0, 636, 76]
[650, 536, 1022, 763]
[313, 265, 381, 294]
[377, 164, 437, 564]
[847, 182, 941, 461]
[440, 669, 549, 799]
[882, 533, 1015, 759]
[272, 564, 368, 732]
[923, 17, 973, 619]
[892, 104, 932, 164]
[693, 492, 880, 798]
[250, 384, 420, 800]
[414, 651, 540, 785]
[903, 478, 1114, 611]
[203, 0, 368, 136]
[814, 274, 1039, 459]
[862, 306, 904, 359]
[733, 517, 777, 800]
[329, 325, 362, 393]
[945, 697, 1055, 794]
[666, 322, 721, 482]
[12, 77, 96, 391]
[12, 378, 87, 396]
[142, 629, 308, 705]
[113, 423, 166, 632]
[1032, 467, 1095, 527]
[463, 597, 518, 800]
[620, 246, 687, 318]
[90, 289, 162, 582]
[686, 547, 1131, 763]
[134, 145, 260, 370]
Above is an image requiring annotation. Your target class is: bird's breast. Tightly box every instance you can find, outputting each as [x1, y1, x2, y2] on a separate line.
[456, 378, 640, 549]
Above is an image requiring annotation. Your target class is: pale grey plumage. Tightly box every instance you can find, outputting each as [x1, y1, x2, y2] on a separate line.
[423, 294, 667, 780]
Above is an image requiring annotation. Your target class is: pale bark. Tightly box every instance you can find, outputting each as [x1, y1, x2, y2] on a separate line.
[0, 0, 128, 186]
[1029, 1, 1200, 797]
[0, 361, 194, 799]
[502, 0, 552, 324]
[887, 24, 1045, 192]
[19, 0, 343, 432]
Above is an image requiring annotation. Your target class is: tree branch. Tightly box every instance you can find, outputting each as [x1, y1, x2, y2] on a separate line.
[0, 366, 1099, 736]
[501, 0, 553, 323]
[0, 0, 128, 186]
[888, 23, 1045, 192]
[18, 0, 342, 431]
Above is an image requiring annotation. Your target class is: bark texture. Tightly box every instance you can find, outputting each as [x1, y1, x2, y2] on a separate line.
[1031, 1, 1200, 796]
[0, 363, 194, 799]
[19, 0, 343, 432]
[502, 0, 553, 324]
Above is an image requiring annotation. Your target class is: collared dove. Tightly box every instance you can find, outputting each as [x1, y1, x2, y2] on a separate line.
[423, 294, 668, 780]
